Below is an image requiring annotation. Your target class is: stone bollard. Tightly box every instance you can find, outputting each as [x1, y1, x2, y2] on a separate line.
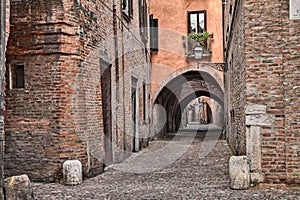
[4, 174, 34, 200]
[229, 156, 250, 190]
[63, 160, 83, 185]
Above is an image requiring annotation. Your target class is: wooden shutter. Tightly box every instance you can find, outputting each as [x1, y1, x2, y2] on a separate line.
[150, 15, 158, 52]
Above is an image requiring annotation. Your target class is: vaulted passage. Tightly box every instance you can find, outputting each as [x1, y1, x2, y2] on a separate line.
[153, 70, 224, 136]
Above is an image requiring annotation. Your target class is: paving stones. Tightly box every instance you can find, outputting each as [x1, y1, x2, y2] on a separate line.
[32, 131, 300, 199]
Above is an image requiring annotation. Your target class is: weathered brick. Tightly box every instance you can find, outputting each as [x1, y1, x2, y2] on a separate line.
[4, 0, 151, 181]
[224, 0, 300, 183]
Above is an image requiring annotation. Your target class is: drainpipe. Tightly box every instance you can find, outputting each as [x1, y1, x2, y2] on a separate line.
[119, 0, 127, 152]
[222, 0, 226, 61]
[0, 0, 6, 198]
[112, 0, 119, 158]
[222, 0, 228, 139]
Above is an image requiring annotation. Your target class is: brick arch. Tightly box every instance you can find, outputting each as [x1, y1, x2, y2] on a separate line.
[152, 65, 224, 135]
[177, 78, 224, 104]
[152, 64, 224, 103]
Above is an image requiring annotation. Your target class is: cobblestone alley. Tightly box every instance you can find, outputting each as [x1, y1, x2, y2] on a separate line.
[32, 129, 300, 200]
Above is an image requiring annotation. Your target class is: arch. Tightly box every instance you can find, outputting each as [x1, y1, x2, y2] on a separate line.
[152, 64, 224, 103]
[152, 66, 224, 135]
[178, 91, 224, 111]
[174, 91, 224, 128]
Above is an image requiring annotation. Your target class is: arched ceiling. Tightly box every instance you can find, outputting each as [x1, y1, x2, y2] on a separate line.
[155, 70, 224, 106]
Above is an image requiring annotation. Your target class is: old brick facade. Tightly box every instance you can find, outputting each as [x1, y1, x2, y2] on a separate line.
[0, 0, 10, 197]
[223, 0, 246, 156]
[4, 0, 151, 181]
[224, 0, 300, 183]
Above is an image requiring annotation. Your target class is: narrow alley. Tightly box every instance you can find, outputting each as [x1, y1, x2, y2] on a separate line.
[32, 127, 300, 199]
[1, 0, 300, 199]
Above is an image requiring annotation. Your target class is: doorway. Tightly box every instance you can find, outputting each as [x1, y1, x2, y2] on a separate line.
[131, 77, 139, 152]
[100, 60, 113, 165]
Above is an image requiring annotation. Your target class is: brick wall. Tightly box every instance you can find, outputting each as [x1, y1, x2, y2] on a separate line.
[1, 0, 10, 146]
[225, 0, 300, 183]
[0, 0, 10, 149]
[5, 0, 151, 181]
[0, 0, 9, 197]
[5, 0, 85, 181]
[244, 0, 300, 183]
[280, 0, 300, 184]
[5, 0, 9, 42]
[244, 0, 286, 183]
[223, 0, 247, 155]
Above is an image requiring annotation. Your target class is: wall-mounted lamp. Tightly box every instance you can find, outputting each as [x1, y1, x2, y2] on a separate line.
[194, 44, 203, 60]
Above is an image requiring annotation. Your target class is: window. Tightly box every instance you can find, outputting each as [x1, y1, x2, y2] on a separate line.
[188, 11, 206, 34]
[122, 0, 133, 19]
[139, 0, 148, 42]
[150, 14, 158, 52]
[15, 65, 25, 88]
[9, 65, 25, 89]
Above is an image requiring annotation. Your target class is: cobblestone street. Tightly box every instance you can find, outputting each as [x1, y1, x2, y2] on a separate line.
[33, 130, 300, 200]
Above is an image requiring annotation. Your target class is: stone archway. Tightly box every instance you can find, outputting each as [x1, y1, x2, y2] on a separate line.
[152, 63, 224, 104]
[152, 64, 224, 136]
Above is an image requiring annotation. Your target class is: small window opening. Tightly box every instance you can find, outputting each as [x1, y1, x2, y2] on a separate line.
[14, 65, 25, 88]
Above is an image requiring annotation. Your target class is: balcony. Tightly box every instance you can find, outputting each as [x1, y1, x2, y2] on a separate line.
[182, 32, 212, 60]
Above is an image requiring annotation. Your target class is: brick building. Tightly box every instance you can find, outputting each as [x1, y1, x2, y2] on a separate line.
[0, 0, 10, 197]
[149, 0, 224, 135]
[4, 0, 151, 181]
[223, 0, 300, 183]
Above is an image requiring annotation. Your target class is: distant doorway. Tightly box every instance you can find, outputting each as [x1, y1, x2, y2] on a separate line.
[100, 60, 113, 165]
[131, 77, 139, 152]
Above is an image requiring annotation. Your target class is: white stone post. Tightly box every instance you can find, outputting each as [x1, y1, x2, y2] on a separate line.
[229, 156, 250, 189]
[63, 160, 83, 186]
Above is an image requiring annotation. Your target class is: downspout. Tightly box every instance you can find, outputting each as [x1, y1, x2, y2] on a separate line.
[0, 0, 6, 198]
[222, 0, 226, 61]
[222, 0, 228, 139]
[113, 0, 119, 155]
[279, 0, 287, 183]
[113, 0, 127, 152]
[120, 0, 127, 152]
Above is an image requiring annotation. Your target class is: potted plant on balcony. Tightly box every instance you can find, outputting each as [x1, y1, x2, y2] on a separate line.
[183, 32, 212, 59]
[187, 31, 211, 51]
